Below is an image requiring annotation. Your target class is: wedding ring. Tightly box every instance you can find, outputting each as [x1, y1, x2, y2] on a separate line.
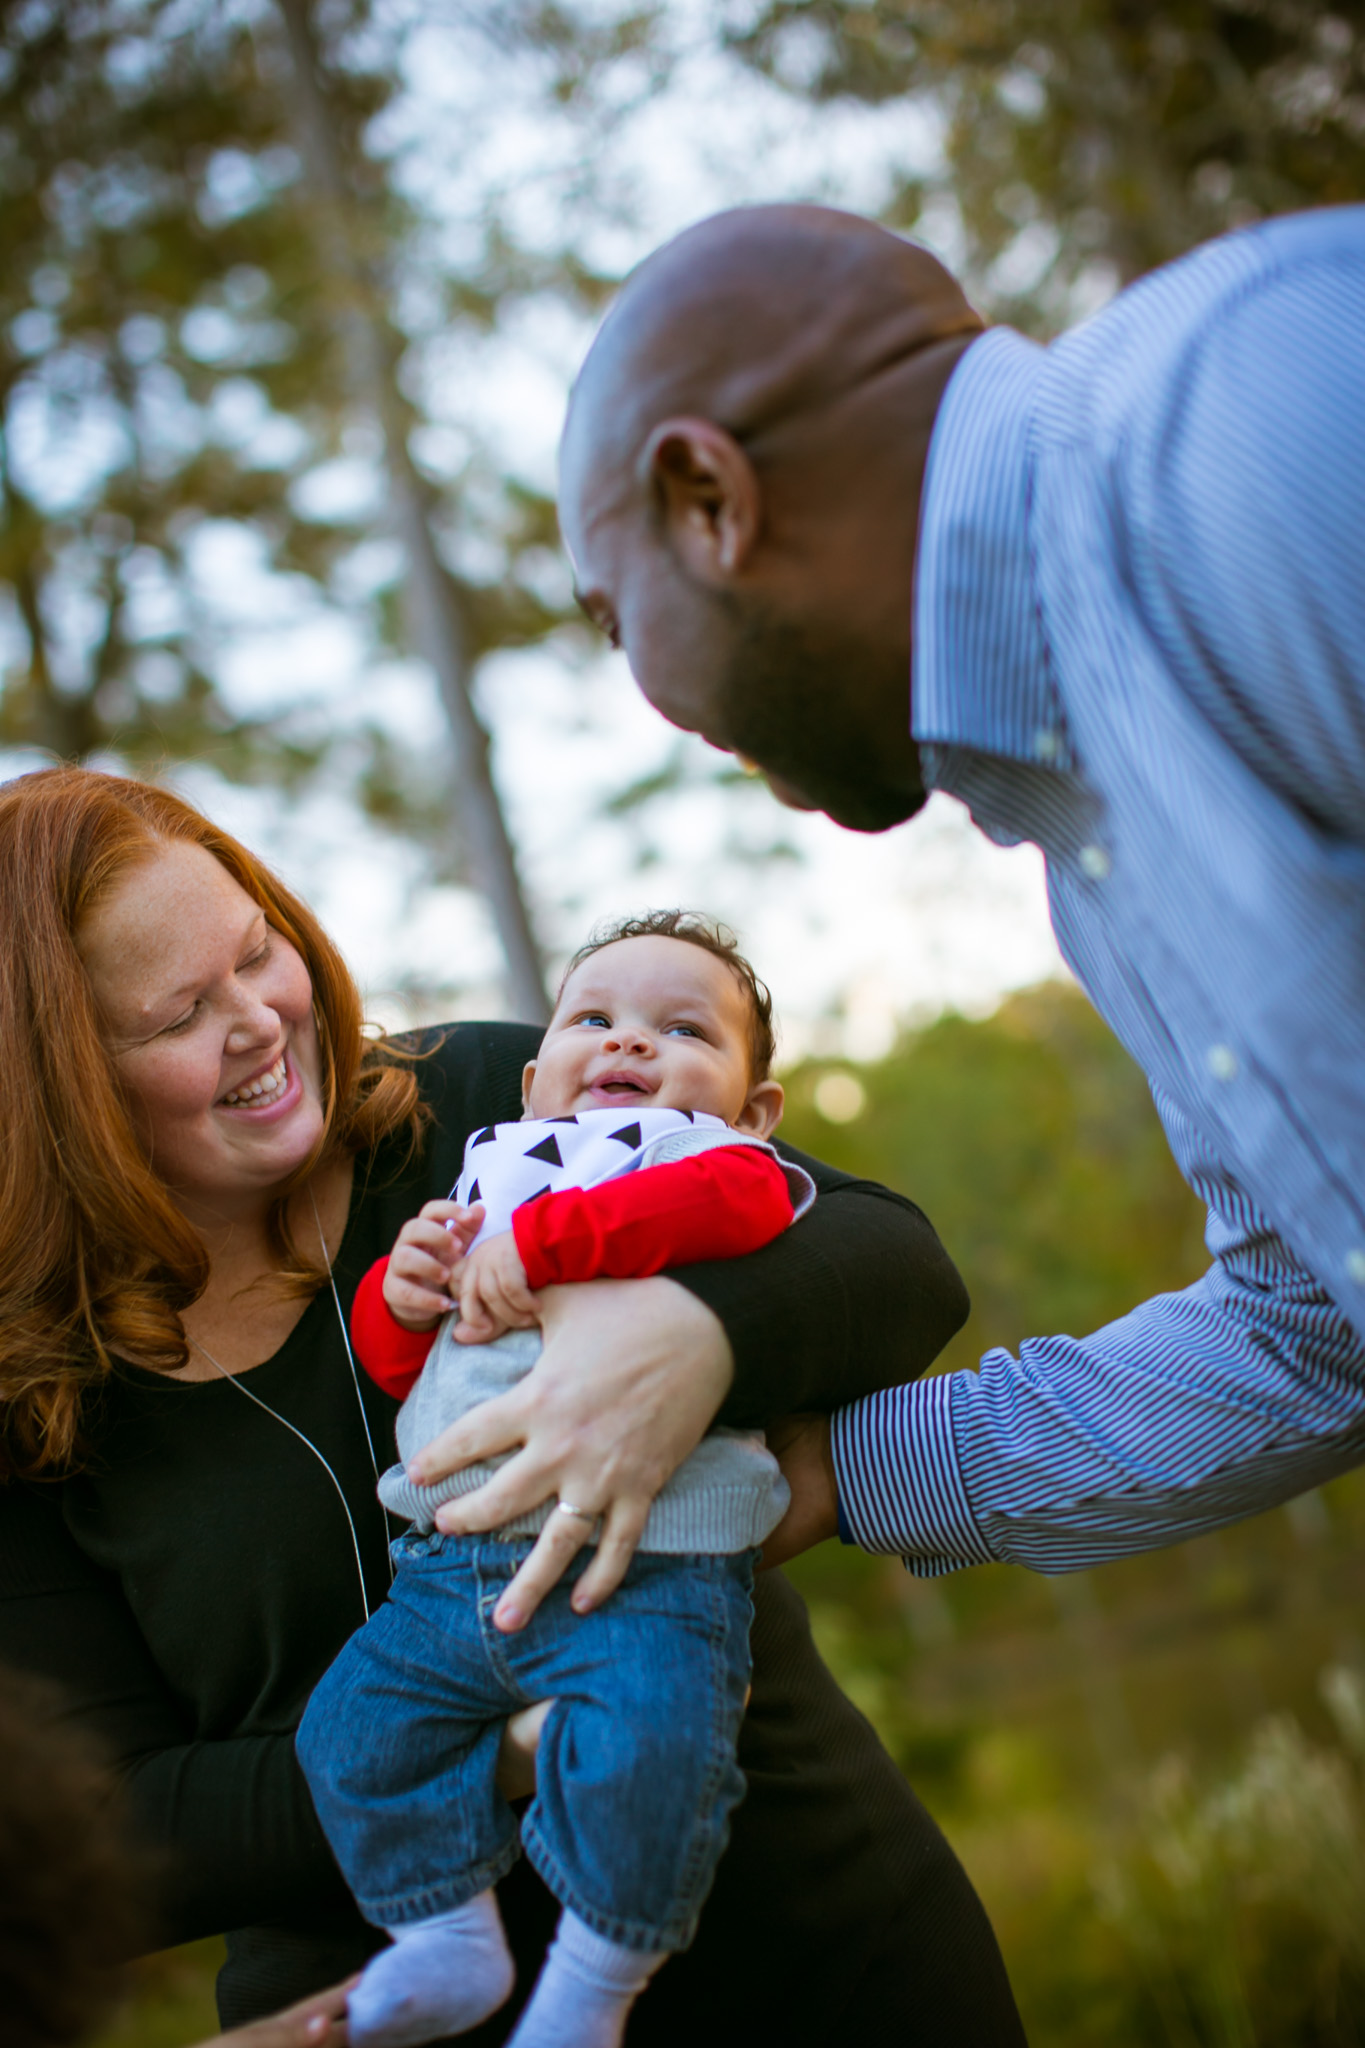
[556, 1500, 598, 1525]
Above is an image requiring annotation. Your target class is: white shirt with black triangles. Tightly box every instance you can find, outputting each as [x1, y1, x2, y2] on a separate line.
[451, 1105, 815, 1245]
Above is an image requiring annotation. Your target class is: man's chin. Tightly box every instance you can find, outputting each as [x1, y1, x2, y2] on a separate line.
[822, 789, 927, 833]
[770, 773, 926, 834]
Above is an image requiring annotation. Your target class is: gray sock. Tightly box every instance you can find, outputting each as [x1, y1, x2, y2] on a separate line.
[507, 1909, 666, 2048]
[348, 1890, 515, 2048]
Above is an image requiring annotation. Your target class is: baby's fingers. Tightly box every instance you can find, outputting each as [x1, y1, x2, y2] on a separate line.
[395, 1220, 462, 1270]
[455, 1284, 498, 1342]
[485, 1272, 541, 1330]
[389, 1280, 454, 1323]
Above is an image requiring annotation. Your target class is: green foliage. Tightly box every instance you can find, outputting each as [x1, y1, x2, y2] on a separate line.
[782, 981, 1209, 1376]
[1095, 1697, 1365, 2044]
[722, 1, 1365, 323]
[89, 1937, 223, 2048]
[0, 0, 349, 772]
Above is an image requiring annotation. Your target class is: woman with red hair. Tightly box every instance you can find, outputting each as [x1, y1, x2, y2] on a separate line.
[0, 766, 1023, 2045]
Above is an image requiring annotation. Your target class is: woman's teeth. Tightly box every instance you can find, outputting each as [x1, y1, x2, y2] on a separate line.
[222, 1054, 287, 1107]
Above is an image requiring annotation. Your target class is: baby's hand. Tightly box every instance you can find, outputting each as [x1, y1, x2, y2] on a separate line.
[454, 1232, 541, 1345]
[383, 1201, 484, 1330]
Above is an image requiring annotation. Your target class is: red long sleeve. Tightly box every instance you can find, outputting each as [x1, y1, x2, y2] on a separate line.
[513, 1145, 794, 1288]
[350, 1257, 436, 1399]
[351, 1148, 795, 1393]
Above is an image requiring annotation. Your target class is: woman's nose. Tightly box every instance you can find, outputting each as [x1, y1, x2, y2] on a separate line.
[224, 992, 279, 1054]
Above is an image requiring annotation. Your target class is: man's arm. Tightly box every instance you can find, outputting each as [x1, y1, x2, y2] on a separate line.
[834, 1095, 1365, 1573]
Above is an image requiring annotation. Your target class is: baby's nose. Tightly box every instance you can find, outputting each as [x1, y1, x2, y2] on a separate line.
[610, 1026, 653, 1053]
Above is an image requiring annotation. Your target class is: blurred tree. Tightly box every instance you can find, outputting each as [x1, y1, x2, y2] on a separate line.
[721, 1, 1365, 326]
[0, 0, 579, 1013]
[781, 983, 1210, 1376]
[0, 0, 332, 772]
[273, 0, 545, 1017]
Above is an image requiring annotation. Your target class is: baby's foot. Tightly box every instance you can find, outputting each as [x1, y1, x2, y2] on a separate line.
[507, 1911, 665, 2048]
[349, 1890, 515, 2047]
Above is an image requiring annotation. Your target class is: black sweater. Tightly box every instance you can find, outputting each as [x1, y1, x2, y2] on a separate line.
[0, 1025, 1009, 2046]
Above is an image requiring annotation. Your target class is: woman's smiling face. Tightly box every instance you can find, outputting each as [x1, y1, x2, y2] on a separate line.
[78, 839, 325, 1220]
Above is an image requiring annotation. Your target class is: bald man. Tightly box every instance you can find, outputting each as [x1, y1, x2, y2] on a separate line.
[559, 202, 1365, 1585]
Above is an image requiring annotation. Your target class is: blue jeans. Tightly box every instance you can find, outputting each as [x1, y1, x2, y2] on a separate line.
[297, 1533, 756, 1954]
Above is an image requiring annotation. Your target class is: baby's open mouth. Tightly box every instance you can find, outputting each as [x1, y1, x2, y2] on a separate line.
[594, 1070, 650, 1097]
[221, 1052, 287, 1108]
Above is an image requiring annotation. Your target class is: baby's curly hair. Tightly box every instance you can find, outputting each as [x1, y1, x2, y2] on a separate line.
[559, 911, 777, 1081]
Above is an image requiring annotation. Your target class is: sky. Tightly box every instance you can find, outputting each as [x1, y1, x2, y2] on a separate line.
[2, 2, 1070, 1065]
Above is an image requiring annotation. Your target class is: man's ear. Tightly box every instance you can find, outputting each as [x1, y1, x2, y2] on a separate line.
[641, 417, 761, 584]
[521, 1061, 537, 1116]
[732, 1078, 784, 1139]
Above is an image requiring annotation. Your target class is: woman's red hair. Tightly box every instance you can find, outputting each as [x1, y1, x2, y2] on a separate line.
[0, 766, 427, 1479]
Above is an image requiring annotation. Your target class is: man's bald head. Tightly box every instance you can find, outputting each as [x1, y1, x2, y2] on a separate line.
[562, 204, 980, 511]
[559, 205, 985, 832]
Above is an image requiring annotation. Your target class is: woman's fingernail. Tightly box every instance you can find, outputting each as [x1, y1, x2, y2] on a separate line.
[407, 1464, 424, 1482]
[572, 1595, 592, 1614]
[496, 1605, 521, 1631]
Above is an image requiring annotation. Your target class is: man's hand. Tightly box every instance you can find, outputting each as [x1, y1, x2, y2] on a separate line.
[383, 1201, 484, 1330]
[406, 1278, 734, 1631]
[192, 1977, 356, 2047]
[761, 1413, 840, 1569]
[454, 1231, 541, 1344]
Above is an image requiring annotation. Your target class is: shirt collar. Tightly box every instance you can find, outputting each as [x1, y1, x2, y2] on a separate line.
[912, 326, 1070, 773]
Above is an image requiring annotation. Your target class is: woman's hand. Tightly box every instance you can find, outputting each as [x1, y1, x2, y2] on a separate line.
[192, 1977, 356, 2046]
[494, 1698, 552, 1800]
[408, 1277, 734, 1630]
[760, 1413, 841, 1570]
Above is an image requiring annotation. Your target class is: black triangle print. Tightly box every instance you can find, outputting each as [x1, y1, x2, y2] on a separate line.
[608, 1121, 643, 1149]
[678, 1109, 695, 1121]
[471, 1126, 497, 1147]
[468, 1180, 480, 1204]
[525, 1184, 552, 1203]
[547, 1114, 579, 1124]
[524, 1133, 563, 1166]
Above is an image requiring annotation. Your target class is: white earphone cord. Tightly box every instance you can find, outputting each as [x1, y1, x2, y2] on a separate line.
[188, 1189, 393, 1624]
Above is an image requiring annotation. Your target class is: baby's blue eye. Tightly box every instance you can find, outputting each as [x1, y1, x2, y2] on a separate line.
[579, 1013, 610, 1028]
[666, 1024, 702, 1038]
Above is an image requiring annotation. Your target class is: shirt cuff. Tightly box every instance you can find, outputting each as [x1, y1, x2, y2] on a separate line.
[830, 1375, 998, 1577]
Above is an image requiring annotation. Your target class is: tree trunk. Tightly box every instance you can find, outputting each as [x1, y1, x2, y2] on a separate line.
[273, 0, 549, 1023]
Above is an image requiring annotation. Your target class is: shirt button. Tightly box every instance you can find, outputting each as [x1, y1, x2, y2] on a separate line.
[1347, 1250, 1365, 1285]
[1078, 843, 1111, 881]
[1207, 1043, 1239, 1082]
[1033, 728, 1062, 763]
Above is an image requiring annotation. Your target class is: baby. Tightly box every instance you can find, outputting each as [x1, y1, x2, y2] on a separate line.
[297, 912, 814, 2048]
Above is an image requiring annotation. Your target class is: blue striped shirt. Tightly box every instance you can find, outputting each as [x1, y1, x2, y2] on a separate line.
[832, 207, 1365, 1576]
